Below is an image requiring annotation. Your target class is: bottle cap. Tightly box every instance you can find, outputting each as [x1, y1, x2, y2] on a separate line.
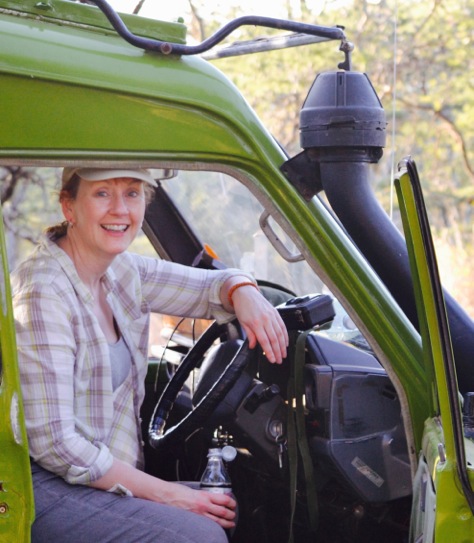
[221, 445, 237, 462]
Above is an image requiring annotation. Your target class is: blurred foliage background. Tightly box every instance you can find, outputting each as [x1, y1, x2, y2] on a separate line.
[1, 0, 473, 315]
[151, 0, 474, 316]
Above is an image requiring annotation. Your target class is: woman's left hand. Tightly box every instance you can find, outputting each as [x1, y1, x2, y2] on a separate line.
[224, 281, 289, 364]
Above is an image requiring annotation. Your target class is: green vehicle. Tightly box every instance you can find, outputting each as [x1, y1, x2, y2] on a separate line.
[0, 1, 473, 541]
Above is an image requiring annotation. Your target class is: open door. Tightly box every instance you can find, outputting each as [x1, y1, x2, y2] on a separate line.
[0, 204, 34, 542]
[395, 157, 474, 542]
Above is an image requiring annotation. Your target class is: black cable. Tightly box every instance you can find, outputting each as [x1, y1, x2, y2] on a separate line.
[85, 0, 346, 55]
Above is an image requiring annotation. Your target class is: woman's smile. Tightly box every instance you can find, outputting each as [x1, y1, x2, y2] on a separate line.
[61, 177, 146, 266]
[101, 224, 130, 232]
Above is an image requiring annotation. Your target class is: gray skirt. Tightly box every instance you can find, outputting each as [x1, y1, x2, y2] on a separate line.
[30, 461, 228, 543]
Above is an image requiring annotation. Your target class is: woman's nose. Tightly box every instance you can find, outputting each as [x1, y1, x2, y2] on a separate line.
[110, 194, 128, 213]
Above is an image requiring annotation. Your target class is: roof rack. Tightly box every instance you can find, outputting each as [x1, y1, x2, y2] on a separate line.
[87, 0, 353, 69]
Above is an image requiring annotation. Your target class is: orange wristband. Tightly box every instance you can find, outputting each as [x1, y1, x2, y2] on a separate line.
[227, 281, 258, 307]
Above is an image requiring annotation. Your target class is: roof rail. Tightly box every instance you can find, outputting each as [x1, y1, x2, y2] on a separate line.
[87, 0, 352, 69]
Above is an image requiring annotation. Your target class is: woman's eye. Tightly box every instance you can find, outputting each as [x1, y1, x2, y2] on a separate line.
[127, 190, 141, 198]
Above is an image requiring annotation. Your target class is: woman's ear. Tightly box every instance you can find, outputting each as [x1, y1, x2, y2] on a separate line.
[60, 197, 74, 224]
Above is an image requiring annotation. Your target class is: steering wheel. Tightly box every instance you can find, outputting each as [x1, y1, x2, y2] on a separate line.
[148, 320, 257, 452]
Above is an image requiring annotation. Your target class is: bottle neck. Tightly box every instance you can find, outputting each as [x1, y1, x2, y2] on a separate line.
[200, 449, 231, 488]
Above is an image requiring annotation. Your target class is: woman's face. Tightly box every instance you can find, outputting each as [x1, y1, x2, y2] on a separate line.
[62, 177, 146, 260]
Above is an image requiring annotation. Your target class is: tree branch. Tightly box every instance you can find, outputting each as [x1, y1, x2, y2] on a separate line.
[188, 0, 206, 41]
[133, 0, 146, 15]
[397, 97, 474, 180]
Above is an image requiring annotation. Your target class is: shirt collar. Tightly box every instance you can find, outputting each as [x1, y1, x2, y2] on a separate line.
[41, 233, 116, 306]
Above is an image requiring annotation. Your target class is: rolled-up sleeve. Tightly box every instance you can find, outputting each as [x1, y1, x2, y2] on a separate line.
[13, 282, 114, 484]
[132, 255, 255, 323]
[12, 240, 256, 486]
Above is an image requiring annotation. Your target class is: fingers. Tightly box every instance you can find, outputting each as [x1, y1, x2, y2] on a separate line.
[256, 304, 289, 364]
[205, 512, 236, 529]
[242, 308, 288, 364]
[202, 492, 236, 528]
[230, 286, 289, 364]
[207, 491, 236, 510]
[163, 483, 236, 529]
[267, 311, 289, 363]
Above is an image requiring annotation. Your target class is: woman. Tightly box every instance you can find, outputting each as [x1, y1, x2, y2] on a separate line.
[12, 167, 289, 543]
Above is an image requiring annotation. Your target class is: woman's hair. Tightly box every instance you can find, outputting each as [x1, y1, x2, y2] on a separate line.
[45, 172, 155, 240]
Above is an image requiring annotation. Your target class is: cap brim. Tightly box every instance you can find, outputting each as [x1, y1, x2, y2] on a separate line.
[63, 168, 157, 187]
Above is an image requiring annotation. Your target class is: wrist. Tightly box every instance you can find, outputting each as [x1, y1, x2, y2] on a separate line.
[227, 281, 259, 307]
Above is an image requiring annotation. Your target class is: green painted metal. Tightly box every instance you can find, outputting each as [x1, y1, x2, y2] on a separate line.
[0, 204, 34, 543]
[395, 167, 474, 539]
[0, 0, 186, 44]
[0, 0, 431, 439]
[421, 418, 474, 540]
[0, 0, 462, 539]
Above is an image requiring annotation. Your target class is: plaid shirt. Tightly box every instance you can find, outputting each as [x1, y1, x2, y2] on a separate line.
[12, 234, 248, 485]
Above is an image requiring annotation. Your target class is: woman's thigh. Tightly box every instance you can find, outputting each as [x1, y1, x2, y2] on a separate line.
[31, 463, 227, 543]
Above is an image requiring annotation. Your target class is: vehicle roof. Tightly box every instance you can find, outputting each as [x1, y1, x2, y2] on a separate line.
[0, 0, 283, 167]
[0, 0, 187, 44]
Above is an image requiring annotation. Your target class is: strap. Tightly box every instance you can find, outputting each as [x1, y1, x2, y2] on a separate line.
[286, 330, 319, 542]
[294, 330, 319, 530]
[286, 361, 298, 543]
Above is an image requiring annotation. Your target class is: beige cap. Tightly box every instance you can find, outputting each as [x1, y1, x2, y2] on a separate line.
[62, 167, 157, 187]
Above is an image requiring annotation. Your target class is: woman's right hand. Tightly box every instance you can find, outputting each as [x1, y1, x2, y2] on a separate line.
[161, 481, 236, 528]
[91, 459, 236, 528]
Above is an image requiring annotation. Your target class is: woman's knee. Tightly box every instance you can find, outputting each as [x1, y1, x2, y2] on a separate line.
[31, 466, 229, 543]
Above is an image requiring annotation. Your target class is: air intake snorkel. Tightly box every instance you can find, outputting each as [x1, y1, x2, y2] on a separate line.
[282, 69, 474, 394]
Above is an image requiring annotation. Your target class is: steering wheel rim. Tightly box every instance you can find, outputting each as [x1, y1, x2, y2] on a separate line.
[148, 321, 254, 452]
